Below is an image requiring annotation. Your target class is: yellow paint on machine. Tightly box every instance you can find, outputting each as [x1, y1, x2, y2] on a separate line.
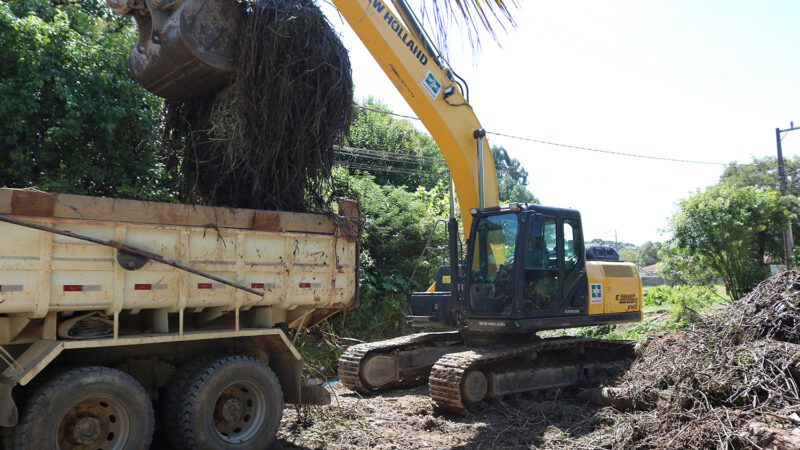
[332, 0, 500, 237]
[586, 261, 643, 316]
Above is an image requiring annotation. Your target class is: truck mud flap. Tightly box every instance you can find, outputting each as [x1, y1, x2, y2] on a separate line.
[0, 381, 17, 427]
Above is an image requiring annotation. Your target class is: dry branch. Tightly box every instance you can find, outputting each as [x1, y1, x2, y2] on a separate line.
[574, 270, 800, 449]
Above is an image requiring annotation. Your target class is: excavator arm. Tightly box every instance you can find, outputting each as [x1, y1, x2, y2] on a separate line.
[331, 0, 499, 236]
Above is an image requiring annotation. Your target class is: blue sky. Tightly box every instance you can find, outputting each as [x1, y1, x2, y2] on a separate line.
[320, 1, 800, 245]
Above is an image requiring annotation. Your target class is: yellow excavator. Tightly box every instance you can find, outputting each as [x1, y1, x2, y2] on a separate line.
[111, 0, 643, 413]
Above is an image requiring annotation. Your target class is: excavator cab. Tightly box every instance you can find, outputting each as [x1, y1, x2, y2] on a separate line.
[410, 205, 642, 334]
[107, 0, 241, 100]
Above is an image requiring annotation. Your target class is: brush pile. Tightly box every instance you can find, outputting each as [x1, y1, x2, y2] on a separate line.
[165, 0, 353, 212]
[579, 270, 800, 449]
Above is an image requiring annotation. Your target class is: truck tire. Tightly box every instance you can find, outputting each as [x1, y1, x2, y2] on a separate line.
[176, 355, 284, 450]
[7, 366, 154, 450]
[159, 354, 220, 449]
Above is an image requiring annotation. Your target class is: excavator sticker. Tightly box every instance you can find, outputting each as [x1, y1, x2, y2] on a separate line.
[590, 283, 603, 304]
[422, 71, 442, 99]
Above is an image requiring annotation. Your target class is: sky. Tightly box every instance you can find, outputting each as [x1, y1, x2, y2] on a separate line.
[319, 1, 800, 245]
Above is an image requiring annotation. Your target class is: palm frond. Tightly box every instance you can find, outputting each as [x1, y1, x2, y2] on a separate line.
[419, 0, 518, 58]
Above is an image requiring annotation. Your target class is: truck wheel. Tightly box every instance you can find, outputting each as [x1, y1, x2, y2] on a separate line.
[160, 354, 220, 449]
[8, 366, 154, 450]
[177, 355, 283, 450]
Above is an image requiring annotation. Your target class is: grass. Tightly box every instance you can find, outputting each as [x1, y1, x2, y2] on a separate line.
[571, 285, 729, 340]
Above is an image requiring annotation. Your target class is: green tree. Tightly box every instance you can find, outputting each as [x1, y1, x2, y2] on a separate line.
[638, 241, 662, 266]
[619, 248, 639, 265]
[0, 0, 175, 200]
[492, 146, 538, 204]
[720, 156, 800, 195]
[587, 238, 637, 252]
[343, 97, 445, 189]
[663, 185, 790, 300]
[721, 156, 800, 255]
[330, 167, 449, 337]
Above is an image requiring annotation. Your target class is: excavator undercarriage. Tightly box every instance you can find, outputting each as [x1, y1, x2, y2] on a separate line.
[339, 332, 635, 414]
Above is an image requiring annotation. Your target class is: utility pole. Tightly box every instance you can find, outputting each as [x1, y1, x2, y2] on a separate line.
[777, 122, 800, 270]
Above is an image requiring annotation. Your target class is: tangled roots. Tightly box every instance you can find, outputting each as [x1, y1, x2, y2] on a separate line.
[166, 0, 353, 211]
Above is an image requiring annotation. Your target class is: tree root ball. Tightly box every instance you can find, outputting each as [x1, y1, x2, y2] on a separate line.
[164, 0, 353, 212]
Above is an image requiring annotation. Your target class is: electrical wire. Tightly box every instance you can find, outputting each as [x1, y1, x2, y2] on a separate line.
[485, 131, 727, 166]
[354, 105, 731, 166]
[335, 145, 444, 164]
[336, 160, 444, 176]
[355, 105, 422, 121]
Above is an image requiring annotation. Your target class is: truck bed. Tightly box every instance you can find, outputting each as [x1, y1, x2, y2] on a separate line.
[0, 189, 359, 344]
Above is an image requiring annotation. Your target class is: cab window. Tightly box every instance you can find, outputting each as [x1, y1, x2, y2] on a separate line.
[563, 219, 580, 272]
[470, 213, 518, 283]
[525, 217, 557, 270]
[543, 219, 557, 269]
[523, 216, 559, 312]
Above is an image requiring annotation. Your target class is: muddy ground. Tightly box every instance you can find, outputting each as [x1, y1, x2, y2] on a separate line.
[274, 384, 609, 449]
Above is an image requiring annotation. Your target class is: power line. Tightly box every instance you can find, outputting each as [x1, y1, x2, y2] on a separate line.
[354, 105, 729, 166]
[355, 105, 421, 121]
[334, 144, 450, 177]
[335, 145, 445, 165]
[485, 131, 726, 166]
[336, 160, 441, 176]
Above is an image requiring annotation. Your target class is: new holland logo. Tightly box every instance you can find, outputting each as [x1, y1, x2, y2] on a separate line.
[590, 283, 603, 304]
[422, 71, 442, 99]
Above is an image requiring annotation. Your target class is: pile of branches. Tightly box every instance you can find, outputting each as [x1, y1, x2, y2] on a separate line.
[580, 270, 800, 449]
[165, 0, 353, 212]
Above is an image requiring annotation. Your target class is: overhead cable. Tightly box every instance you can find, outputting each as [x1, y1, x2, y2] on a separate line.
[354, 105, 729, 166]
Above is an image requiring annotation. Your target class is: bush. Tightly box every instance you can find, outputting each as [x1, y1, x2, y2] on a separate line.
[328, 167, 450, 340]
[644, 285, 725, 325]
[0, 1, 175, 200]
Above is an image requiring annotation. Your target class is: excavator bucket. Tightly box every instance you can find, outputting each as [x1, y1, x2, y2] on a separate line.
[107, 0, 242, 100]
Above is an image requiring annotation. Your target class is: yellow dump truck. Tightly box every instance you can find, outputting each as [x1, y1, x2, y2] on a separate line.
[0, 188, 359, 449]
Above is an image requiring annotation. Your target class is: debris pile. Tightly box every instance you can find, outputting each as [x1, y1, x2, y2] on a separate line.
[581, 270, 800, 449]
[165, 0, 353, 211]
[269, 271, 800, 449]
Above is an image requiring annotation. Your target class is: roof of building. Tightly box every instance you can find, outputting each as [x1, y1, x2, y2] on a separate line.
[639, 264, 659, 276]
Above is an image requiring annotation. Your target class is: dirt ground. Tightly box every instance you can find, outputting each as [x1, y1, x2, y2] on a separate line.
[274, 384, 608, 449]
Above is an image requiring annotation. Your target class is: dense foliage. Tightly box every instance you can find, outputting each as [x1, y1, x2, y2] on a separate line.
[0, 0, 175, 199]
[662, 185, 790, 300]
[342, 98, 444, 190]
[721, 156, 800, 258]
[721, 155, 800, 195]
[618, 241, 662, 266]
[329, 168, 450, 338]
[493, 146, 538, 204]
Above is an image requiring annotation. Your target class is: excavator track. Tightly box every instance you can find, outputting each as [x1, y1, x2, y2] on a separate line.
[338, 331, 462, 392]
[429, 337, 635, 414]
